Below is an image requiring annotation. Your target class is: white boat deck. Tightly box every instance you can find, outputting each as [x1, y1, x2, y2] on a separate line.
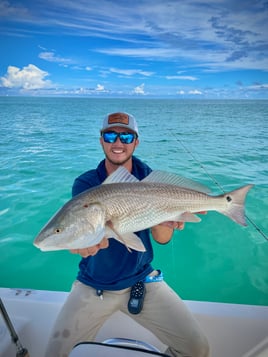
[0, 287, 268, 357]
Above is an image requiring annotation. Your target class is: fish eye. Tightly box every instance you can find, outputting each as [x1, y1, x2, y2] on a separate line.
[226, 195, 232, 202]
[54, 228, 62, 234]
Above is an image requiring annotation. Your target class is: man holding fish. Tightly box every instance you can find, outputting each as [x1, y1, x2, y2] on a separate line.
[43, 112, 212, 356]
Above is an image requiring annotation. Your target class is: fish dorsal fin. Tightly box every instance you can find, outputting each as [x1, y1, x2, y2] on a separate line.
[142, 170, 211, 193]
[103, 166, 139, 184]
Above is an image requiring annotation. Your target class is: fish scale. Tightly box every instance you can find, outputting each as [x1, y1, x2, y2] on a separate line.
[98, 183, 215, 232]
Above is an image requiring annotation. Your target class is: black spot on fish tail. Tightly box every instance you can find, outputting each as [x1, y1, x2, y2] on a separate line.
[219, 184, 253, 226]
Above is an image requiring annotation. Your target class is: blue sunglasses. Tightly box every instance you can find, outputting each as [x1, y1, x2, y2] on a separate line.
[102, 131, 137, 144]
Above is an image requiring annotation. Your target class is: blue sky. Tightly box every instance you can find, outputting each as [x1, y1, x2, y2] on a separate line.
[1, 0, 268, 98]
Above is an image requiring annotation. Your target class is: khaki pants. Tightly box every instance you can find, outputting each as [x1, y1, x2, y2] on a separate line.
[45, 281, 210, 357]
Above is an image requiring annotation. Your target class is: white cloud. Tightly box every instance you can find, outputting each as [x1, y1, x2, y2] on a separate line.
[98, 47, 180, 59]
[95, 84, 106, 92]
[166, 75, 198, 81]
[133, 83, 145, 95]
[188, 89, 202, 95]
[0, 0, 29, 18]
[39, 51, 72, 64]
[248, 83, 268, 90]
[1, 64, 52, 90]
[109, 68, 153, 77]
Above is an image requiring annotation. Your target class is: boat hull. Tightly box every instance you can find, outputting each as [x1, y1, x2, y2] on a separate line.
[0, 288, 268, 357]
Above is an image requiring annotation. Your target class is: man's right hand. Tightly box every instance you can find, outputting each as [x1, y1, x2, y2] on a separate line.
[70, 238, 109, 258]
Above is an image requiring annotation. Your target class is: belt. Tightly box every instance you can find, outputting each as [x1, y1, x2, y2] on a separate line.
[144, 270, 163, 283]
[96, 270, 164, 299]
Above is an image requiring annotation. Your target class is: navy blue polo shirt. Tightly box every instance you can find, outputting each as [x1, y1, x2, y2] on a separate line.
[72, 156, 154, 290]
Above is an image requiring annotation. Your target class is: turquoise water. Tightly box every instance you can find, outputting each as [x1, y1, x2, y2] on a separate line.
[1, 97, 268, 305]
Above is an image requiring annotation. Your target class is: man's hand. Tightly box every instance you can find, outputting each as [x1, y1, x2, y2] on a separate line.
[152, 211, 207, 244]
[70, 238, 109, 258]
[160, 211, 207, 231]
[151, 222, 183, 244]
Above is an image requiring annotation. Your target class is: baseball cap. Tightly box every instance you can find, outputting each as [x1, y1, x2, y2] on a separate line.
[101, 112, 139, 136]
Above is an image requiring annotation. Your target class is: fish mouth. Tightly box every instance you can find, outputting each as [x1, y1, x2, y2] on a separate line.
[34, 243, 64, 251]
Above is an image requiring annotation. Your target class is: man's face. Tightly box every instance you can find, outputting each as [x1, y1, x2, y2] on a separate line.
[100, 126, 139, 166]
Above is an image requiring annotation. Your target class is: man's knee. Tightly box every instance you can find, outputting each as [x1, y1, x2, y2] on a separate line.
[188, 332, 210, 357]
[165, 333, 210, 357]
[196, 334, 210, 357]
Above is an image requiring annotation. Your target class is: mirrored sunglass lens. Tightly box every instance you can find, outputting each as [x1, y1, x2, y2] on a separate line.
[119, 133, 135, 143]
[103, 132, 117, 143]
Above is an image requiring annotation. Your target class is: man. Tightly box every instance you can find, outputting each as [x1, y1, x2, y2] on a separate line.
[45, 112, 210, 357]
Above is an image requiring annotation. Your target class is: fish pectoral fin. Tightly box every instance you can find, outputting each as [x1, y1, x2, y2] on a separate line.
[105, 222, 146, 252]
[117, 232, 146, 252]
[173, 212, 201, 223]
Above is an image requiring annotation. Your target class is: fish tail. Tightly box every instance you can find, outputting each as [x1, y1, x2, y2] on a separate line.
[219, 184, 253, 226]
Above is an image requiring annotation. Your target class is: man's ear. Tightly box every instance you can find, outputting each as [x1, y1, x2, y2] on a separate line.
[134, 138, 140, 148]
